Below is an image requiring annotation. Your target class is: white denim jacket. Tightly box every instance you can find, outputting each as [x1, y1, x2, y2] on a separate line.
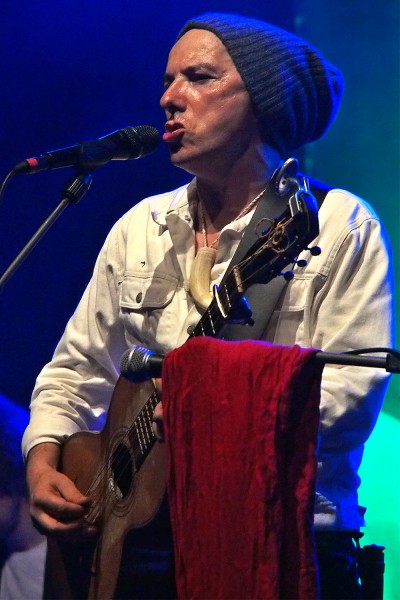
[23, 180, 395, 530]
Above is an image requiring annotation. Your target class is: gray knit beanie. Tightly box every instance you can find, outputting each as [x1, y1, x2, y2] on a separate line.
[177, 13, 344, 156]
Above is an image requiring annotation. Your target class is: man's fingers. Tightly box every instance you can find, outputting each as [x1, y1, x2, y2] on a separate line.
[152, 401, 165, 442]
[30, 470, 92, 532]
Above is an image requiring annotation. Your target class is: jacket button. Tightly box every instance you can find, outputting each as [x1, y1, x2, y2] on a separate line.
[136, 292, 143, 303]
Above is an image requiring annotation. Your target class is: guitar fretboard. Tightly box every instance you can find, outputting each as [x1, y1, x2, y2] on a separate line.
[130, 389, 160, 470]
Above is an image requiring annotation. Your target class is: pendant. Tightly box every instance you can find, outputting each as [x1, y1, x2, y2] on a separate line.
[189, 246, 217, 310]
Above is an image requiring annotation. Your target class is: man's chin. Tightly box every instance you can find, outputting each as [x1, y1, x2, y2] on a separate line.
[169, 146, 191, 168]
[168, 145, 201, 166]
[168, 141, 184, 157]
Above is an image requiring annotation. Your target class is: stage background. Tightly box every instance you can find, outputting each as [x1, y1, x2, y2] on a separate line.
[0, 1, 398, 597]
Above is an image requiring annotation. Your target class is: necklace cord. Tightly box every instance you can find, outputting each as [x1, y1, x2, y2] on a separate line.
[197, 185, 268, 251]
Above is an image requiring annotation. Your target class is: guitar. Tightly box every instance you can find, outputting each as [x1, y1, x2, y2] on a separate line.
[44, 171, 320, 599]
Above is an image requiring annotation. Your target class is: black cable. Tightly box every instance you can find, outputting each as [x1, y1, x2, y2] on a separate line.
[0, 169, 17, 206]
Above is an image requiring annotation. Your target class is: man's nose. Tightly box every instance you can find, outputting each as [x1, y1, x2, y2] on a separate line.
[160, 79, 185, 112]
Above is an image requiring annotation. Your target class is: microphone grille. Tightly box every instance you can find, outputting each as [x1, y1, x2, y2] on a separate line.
[120, 346, 151, 382]
[122, 125, 160, 158]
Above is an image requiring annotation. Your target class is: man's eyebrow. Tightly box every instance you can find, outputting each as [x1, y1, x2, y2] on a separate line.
[186, 62, 220, 71]
[163, 62, 221, 81]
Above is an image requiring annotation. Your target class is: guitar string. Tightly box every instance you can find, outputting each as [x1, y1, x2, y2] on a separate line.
[191, 215, 294, 338]
[87, 427, 152, 525]
[90, 392, 157, 518]
[86, 419, 156, 524]
[84, 214, 296, 523]
[83, 389, 159, 524]
[84, 425, 143, 523]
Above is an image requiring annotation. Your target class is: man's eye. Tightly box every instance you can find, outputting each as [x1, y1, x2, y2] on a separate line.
[190, 72, 213, 83]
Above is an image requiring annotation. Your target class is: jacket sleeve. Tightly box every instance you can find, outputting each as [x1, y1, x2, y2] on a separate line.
[311, 210, 395, 457]
[22, 216, 129, 458]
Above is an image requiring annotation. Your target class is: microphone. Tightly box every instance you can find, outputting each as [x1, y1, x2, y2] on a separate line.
[119, 344, 400, 383]
[13, 125, 160, 174]
[120, 345, 163, 383]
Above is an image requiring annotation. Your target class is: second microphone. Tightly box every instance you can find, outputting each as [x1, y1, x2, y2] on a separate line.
[120, 345, 164, 383]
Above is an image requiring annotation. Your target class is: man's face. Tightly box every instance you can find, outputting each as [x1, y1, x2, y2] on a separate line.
[160, 29, 261, 177]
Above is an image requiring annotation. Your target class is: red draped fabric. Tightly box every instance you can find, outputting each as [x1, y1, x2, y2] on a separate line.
[162, 337, 324, 600]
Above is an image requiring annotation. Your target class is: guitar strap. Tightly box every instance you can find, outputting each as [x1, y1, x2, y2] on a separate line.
[218, 175, 331, 341]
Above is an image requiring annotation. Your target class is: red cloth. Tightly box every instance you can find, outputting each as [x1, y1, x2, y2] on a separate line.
[162, 337, 324, 600]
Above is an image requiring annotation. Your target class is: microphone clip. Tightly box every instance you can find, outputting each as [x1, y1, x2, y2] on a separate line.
[63, 171, 94, 204]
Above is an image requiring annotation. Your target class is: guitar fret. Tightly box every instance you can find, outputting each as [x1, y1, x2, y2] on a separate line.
[223, 284, 232, 309]
[134, 421, 146, 455]
[143, 405, 153, 444]
[207, 309, 216, 335]
[131, 391, 159, 464]
[138, 410, 153, 451]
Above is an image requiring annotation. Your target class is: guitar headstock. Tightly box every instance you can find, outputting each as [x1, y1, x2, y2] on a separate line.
[190, 164, 321, 337]
[233, 178, 320, 291]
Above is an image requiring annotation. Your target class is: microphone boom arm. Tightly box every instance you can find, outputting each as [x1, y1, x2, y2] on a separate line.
[120, 344, 400, 383]
[0, 171, 93, 293]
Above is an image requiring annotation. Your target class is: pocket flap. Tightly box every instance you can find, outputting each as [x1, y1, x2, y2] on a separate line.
[120, 272, 179, 310]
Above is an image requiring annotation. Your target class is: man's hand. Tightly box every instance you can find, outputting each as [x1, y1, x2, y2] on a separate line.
[26, 442, 96, 536]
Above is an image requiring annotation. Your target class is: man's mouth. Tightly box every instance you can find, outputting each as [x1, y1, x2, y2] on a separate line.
[163, 122, 185, 143]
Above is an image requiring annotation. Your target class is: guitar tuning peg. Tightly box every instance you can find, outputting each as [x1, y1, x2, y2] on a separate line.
[282, 270, 294, 281]
[295, 259, 308, 268]
[308, 246, 321, 256]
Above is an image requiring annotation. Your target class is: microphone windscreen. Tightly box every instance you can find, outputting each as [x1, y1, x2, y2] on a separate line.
[118, 126, 160, 159]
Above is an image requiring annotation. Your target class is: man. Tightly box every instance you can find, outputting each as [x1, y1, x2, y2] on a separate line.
[0, 395, 46, 600]
[23, 12, 394, 599]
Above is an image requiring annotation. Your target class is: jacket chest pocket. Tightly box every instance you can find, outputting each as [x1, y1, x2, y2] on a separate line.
[119, 272, 180, 348]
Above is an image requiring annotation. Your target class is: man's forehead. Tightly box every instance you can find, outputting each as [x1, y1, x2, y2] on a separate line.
[166, 29, 232, 69]
[170, 29, 227, 58]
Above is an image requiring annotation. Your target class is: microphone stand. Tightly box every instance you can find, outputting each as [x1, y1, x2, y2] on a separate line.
[120, 345, 400, 383]
[0, 171, 93, 293]
[314, 348, 400, 373]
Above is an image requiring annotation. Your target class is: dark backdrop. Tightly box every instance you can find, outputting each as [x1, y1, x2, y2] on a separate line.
[0, 1, 295, 405]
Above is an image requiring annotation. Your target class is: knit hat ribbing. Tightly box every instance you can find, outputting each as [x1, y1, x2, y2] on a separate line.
[177, 13, 344, 155]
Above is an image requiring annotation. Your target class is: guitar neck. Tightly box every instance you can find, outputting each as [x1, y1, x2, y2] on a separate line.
[190, 278, 244, 340]
[135, 279, 242, 463]
[131, 388, 160, 470]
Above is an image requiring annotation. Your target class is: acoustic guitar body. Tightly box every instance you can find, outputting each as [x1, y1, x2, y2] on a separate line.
[44, 377, 167, 599]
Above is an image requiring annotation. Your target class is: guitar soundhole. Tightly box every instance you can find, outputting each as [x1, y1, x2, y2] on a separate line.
[110, 443, 134, 499]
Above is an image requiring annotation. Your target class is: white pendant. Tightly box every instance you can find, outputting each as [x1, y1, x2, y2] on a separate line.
[189, 246, 217, 310]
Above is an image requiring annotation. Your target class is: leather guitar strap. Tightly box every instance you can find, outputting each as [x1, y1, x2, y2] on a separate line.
[218, 177, 330, 341]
